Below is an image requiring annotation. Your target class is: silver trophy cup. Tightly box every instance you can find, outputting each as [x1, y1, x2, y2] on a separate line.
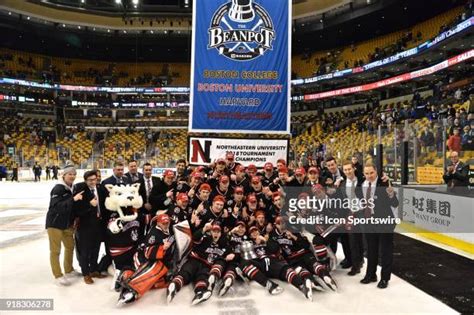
[228, 0, 255, 23]
[241, 240, 258, 260]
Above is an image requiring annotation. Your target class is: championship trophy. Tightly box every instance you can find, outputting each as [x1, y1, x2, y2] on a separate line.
[228, 0, 255, 23]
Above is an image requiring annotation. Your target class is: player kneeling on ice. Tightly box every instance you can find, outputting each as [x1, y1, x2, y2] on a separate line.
[246, 226, 313, 301]
[219, 222, 284, 297]
[167, 223, 233, 305]
[116, 214, 175, 306]
[270, 216, 338, 292]
[104, 184, 143, 291]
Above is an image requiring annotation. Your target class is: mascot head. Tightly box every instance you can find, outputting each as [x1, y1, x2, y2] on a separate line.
[104, 183, 143, 224]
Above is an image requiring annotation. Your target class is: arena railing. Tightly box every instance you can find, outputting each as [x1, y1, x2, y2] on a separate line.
[291, 16, 474, 86]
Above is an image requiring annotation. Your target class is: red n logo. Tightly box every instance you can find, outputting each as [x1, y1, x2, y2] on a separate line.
[190, 139, 211, 164]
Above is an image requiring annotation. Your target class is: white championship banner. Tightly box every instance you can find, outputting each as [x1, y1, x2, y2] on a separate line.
[188, 136, 289, 167]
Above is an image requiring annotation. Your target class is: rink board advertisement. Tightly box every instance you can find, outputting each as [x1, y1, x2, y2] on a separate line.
[187, 136, 289, 167]
[189, 0, 291, 134]
[402, 188, 474, 243]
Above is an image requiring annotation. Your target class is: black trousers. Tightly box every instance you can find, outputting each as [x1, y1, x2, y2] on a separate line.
[326, 230, 351, 265]
[174, 258, 211, 293]
[75, 229, 101, 276]
[365, 233, 393, 281]
[348, 229, 364, 268]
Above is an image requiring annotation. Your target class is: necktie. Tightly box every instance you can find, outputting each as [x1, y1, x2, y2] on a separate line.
[364, 182, 372, 218]
[146, 178, 152, 202]
[91, 188, 100, 218]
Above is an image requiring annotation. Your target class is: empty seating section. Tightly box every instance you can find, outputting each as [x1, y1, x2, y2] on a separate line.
[0, 48, 191, 86]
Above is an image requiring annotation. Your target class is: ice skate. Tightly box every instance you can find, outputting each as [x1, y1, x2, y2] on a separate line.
[166, 282, 177, 304]
[191, 290, 212, 305]
[266, 280, 284, 295]
[116, 290, 135, 307]
[218, 277, 233, 297]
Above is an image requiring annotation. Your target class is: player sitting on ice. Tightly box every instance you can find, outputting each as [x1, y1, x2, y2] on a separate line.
[270, 216, 338, 292]
[218, 220, 286, 298]
[167, 223, 233, 305]
[116, 213, 175, 306]
[247, 226, 313, 301]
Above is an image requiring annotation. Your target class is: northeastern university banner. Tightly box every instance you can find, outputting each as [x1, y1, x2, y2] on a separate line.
[188, 136, 289, 167]
[189, 0, 291, 134]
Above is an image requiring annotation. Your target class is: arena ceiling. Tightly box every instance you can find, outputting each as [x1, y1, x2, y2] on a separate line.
[0, 0, 466, 62]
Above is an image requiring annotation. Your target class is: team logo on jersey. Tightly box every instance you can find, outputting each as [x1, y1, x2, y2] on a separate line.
[131, 230, 138, 241]
[148, 235, 155, 244]
[208, 0, 275, 61]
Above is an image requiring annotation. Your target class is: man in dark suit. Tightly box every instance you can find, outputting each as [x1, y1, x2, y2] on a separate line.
[360, 164, 399, 289]
[320, 157, 351, 268]
[321, 156, 346, 188]
[340, 160, 365, 276]
[124, 160, 143, 184]
[73, 170, 107, 284]
[138, 162, 160, 236]
[102, 161, 129, 186]
[443, 151, 469, 188]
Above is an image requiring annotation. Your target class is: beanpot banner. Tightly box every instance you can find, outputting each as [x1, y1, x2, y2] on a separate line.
[189, 0, 291, 134]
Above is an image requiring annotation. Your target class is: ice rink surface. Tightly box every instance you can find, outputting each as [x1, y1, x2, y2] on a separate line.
[0, 181, 456, 314]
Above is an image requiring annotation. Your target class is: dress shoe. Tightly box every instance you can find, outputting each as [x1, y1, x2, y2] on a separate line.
[377, 280, 389, 289]
[360, 275, 377, 284]
[91, 271, 107, 279]
[83, 275, 94, 284]
[347, 267, 361, 276]
[339, 259, 352, 269]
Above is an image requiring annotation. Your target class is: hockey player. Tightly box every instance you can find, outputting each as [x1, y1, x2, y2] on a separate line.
[230, 165, 250, 193]
[195, 195, 230, 231]
[251, 210, 272, 237]
[116, 214, 175, 306]
[189, 183, 211, 212]
[259, 162, 278, 187]
[209, 175, 233, 201]
[218, 221, 247, 297]
[165, 192, 192, 225]
[270, 216, 337, 292]
[166, 223, 233, 305]
[246, 226, 313, 301]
